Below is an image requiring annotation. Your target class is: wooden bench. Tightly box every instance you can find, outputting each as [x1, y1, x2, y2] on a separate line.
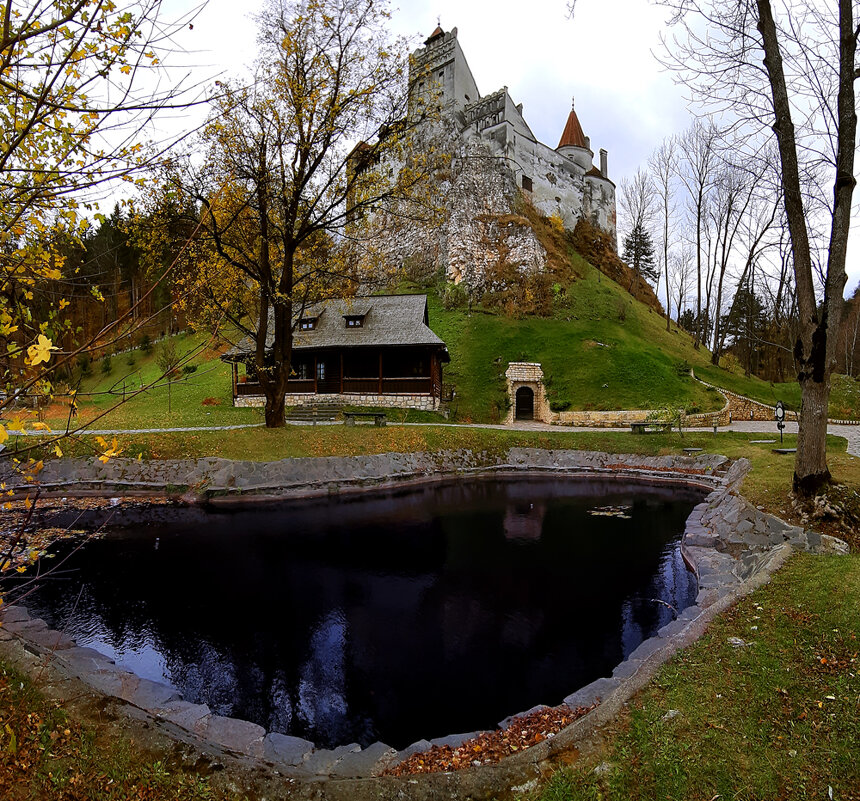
[344, 411, 387, 427]
[630, 422, 673, 434]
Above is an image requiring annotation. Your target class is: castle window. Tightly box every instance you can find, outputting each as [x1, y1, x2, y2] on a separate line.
[522, 176, 533, 192]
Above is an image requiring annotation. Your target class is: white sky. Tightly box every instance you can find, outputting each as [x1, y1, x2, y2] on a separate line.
[163, 0, 860, 297]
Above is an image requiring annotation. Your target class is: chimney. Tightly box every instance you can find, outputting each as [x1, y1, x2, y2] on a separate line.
[600, 148, 608, 178]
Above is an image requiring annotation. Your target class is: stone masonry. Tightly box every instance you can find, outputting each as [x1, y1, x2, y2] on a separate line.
[505, 362, 551, 423]
[235, 392, 439, 412]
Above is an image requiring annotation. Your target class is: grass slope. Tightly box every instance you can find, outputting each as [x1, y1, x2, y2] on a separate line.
[431, 256, 796, 423]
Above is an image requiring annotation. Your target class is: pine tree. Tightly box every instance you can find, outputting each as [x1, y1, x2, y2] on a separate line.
[622, 223, 659, 285]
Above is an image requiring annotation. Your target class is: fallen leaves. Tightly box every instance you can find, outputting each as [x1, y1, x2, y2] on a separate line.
[385, 704, 596, 776]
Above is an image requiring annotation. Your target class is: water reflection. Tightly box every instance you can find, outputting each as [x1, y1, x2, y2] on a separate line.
[26, 478, 702, 749]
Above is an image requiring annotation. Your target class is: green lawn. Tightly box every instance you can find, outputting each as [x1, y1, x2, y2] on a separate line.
[44, 331, 263, 430]
[530, 551, 860, 801]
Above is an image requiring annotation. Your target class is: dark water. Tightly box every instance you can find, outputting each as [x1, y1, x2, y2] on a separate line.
[25, 478, 701, 749]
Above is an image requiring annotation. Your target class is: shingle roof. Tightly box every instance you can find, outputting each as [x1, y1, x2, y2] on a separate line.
[223, 294, 447, 361]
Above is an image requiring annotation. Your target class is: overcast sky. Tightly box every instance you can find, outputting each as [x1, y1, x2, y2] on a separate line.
[168, 0, 859, 296]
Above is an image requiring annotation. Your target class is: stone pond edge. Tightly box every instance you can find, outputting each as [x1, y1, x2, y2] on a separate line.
[0, 449, 849, 798]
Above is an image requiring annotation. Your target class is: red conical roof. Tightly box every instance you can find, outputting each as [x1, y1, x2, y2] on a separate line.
[557, 98, 588, 150]
[425, 25, 444, 45]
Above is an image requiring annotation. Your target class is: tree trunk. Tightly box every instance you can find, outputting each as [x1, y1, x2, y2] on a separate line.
[794, 377, 831, 493]
[264, 385, 287, 427]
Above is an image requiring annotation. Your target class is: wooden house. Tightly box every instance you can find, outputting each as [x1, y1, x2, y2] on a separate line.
[222, 295, 449, 411]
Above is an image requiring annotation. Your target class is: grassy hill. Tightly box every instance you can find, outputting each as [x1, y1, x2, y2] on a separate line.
[428, 249, 860, 423]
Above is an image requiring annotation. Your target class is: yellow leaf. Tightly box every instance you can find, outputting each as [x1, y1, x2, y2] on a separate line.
[0, 426, 7, 445]
[25, 334, 57, 366]
[53, 445, 63, 457]
[31, 422, 50, 431]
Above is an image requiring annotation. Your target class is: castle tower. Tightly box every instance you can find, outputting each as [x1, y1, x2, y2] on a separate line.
[556, 97, 594, 172]
[410, 26, 481, 117]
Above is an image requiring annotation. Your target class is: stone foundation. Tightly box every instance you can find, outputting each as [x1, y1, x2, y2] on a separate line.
[235, 393, 439, 412]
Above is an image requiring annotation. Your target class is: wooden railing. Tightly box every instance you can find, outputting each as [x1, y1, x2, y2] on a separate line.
[236, 382, 262, 397]
[236, 377, 432, 397]
[342, 378, 379, 394]
[381, 377, 432, 395]
[286, 379, 315, 394]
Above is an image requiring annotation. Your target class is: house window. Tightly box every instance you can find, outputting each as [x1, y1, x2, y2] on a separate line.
[316, 361, 326, 381]
[299, 317, 317, 330]
[522, 175, 533, 192]
[344, 315, 364, 328]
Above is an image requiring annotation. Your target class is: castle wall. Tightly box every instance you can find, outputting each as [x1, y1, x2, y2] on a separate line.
[360, 26, 619, 291]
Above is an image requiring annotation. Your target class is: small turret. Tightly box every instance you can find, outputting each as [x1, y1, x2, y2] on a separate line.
[556, 97, 593, 172]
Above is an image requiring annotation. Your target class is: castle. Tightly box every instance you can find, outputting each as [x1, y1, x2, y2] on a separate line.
[354, 25, 618, 290]
[411, 25, 617, 243]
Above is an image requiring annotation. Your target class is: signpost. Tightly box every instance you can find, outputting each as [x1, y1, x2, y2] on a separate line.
[775, 400, 786, 443]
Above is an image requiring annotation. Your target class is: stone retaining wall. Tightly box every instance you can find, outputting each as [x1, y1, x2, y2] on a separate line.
[3, 449, 731, 501]
[549, 405, 731, 428]
[0, 449, 847, 798]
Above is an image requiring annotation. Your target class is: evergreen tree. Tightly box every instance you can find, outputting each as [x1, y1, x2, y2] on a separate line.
[622, 223, 659, 285]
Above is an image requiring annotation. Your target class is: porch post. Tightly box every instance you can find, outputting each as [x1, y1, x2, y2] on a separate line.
[378, 351, 383, 395]
[232, 362, 237, 399]
[340, 351, 344, 394]
[314, 355, 318, 394]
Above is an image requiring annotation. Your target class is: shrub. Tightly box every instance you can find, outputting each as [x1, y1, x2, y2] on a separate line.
[156, 340, 179, 377]
[100, 355, 113, 375]
[139, 333, 153, 354]
[126, 353, 136, 368]
[77, 354, 92, 377]
[675, 359, 691, 376]
[182, 364, 197, 375]
[550, 399, 571, 412]
[440, 281, 468, 310]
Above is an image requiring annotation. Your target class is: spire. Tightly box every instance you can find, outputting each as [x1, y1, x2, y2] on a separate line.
[557, 97, 588, 150]
[425, 20, 445, 45]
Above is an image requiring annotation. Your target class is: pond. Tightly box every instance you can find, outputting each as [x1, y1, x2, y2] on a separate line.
[25, 477, 702, 750]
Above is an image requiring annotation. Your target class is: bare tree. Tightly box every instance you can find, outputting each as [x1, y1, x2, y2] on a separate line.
[649, 137, 679, 331]
[619, 168, 659, 290]
[660, 0, 858, 493]
[677, 120, 719, 349]
[669, 242, 696, 325]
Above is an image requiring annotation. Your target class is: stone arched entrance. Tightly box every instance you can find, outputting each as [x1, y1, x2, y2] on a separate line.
[515, 386, 534, 420]
[504, 362, 549, 424]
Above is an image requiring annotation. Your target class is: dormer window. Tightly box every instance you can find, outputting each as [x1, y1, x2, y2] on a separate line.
[299, 317, 318, 330]
[344, 315, 365, 328]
